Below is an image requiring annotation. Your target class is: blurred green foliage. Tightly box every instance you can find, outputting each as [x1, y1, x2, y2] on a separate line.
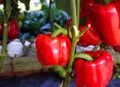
[19, 0, 70, 40]
[0, 0, 70, 40]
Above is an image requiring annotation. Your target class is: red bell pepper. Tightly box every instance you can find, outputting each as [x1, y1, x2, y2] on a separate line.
[78, 18, 101, 47]
[113, 44, 120, 52]
[81, 0, 104, 18]
[74, 50, 113, 87]
[0, 0, 2, 3]
[66, 17, 101, 47]
[0, 0, 18, 3]
[8, 20, 19, 39]
[0, 23, 4, 35]
[112, 0, 120, 3]
[91, 3, 120, 46]
[81, 0, 95, 14]
[35, 34, 71, 66]
[0, 20, 19, 39]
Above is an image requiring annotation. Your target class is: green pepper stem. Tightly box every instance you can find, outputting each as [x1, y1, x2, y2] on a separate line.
[51, 28, 68, 37]
[54, 22, 63, 29]
[74, 53, 94, 61]
[104, 0, 110, 4]
[76, 0, 80, 28]
[80, 24, 91, 37]
[51, 23, 68, 37]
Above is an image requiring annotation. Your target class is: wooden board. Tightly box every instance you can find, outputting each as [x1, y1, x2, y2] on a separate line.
[0, 56, 51, 78]
[0, 48, 120, 78]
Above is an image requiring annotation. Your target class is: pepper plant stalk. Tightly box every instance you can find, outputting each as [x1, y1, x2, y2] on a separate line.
[62, 36, 79, 87]
[48, 0, 53, 32]
[76, 0, 80, 27]
[0, 23, 8, 70]
[0, 0, 11, 71]
[62, 0, 80, 87]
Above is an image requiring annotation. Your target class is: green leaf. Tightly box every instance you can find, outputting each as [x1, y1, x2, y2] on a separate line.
[40, 0, 45, 3]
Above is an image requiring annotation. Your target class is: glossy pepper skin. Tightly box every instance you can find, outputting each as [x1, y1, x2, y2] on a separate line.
[112, 0, 120, 3]
[74, 50, 113, 87]
[81, 0, 96, 12]
[8, 20, 19, 39]
[35, 34, 71, 66]
[113, 45, 120, 52]
[66, 17, 101, 47]
[0, 0, 18, 3]
[91, 3, 120, 46]
[0, 20, 19, 39]
[0, 23, 4, 35]
[0, 0, 2, 3]
[78, 18, 101, 47]
[81, 0, 104, 18]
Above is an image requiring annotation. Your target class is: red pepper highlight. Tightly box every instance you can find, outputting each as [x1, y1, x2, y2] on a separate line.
[35, 34, 71, 66]
[113, 44, 120, 52]
[81, 0, 95, 15]
[0, 0, 2, 3]
[91, 3, 120, 46]
[8, 20, 19, 39]
[66, 17, 101, 47]
[78, 18, 101, 47]
[0, 20, 19, 39]
[74, 50, 113, 87]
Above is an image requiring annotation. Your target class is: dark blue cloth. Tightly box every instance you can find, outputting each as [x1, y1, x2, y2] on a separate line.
[0, 72, 119, 87]
[106, 79, 120, 87]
